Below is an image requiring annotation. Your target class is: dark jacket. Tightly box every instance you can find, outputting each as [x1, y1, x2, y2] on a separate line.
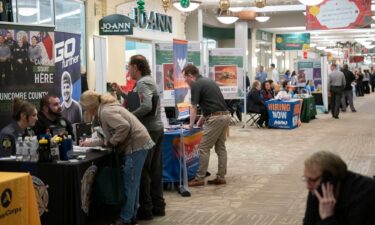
[0, 120, 33, 157]
[247, 89, 264, 113]
[261, 89, 274, 102]
[34, 112, 74, 139]
[303, 171, 375, 225]
[341, 69, 355, 91]
[370, 73, 375, 85]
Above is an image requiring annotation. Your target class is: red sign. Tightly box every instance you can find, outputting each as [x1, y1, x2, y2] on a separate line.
[306, 0, 372, 30]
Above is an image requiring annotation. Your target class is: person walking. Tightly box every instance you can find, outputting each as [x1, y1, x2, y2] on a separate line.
[182, 64, 231, 187]
[340, 64, 356, 112]
[328, 64, 345, 119]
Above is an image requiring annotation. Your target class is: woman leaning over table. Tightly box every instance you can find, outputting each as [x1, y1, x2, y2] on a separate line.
[0, 98, 37, 156]
[80, 90, 154, 225]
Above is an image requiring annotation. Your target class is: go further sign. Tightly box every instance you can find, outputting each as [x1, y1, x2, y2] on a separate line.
[99, 14, 134, 35]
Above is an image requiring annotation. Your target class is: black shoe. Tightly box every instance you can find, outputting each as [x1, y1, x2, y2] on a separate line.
[352, 110, 357, 112]
[112, 219, 132, 225]
[137, 210, 153, 220]
[152, 208, 166, 217]
[333, 116, 339, 119]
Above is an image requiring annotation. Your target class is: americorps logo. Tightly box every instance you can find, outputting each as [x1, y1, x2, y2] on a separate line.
[1, 188, 12, 208]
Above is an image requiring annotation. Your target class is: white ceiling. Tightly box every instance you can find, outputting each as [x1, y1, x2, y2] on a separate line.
[197, 0, 375, 49]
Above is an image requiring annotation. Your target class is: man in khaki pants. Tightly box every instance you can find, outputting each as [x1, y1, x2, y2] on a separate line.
[182, 64, 231, 186]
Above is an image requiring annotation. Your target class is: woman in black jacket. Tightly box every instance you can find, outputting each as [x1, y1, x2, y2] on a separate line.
[247, 80, 268, 128]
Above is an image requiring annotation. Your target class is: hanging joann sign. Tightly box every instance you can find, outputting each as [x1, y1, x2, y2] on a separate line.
[99, 14, 134, 35]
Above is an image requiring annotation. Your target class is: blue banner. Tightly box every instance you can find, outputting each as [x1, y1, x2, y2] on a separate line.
[163, 128, 202, 183]
[266, 99, 301, 129]
[173, 39, 190, 119]
[55, 32, 82, 124]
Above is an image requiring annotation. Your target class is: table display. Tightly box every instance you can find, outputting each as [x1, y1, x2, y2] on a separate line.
[0, 172, 41, 225]
[300, 96, 317, 123]
[163, 128, 202, 183]
[0, 151, 110, 225]
[266, 99, 301, 129]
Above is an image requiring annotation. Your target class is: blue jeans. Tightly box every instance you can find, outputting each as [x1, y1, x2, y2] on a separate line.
[120, 149, 148, 223]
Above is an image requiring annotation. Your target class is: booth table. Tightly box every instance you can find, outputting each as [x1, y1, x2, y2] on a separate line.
[266, 99, 301, 129]
[300, 96, 317, 123]
[0, 172, 41, 225]
[0, 151, 110, 225]
[163, 128, 202, 183]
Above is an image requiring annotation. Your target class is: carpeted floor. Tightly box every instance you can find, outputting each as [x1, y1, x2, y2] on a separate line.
[93, 92, 375, 225]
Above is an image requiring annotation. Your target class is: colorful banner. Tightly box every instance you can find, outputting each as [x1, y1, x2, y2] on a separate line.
[266, 99, 301, 129]
[297, 60, 322, 89]
[208, 48, 244, 99]
[276, 33, 310, 51]
[306, 0, 372, 30]
[0, 27, 55, 129]
[154, 42, 201, 106]
[55, 32, 82, 124]
[163, 129, 202, 183]
[173, 39, 189, 120]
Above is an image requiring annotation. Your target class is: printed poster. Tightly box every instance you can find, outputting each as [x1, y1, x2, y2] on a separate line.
[0, 26, 55, 129]
[306, 0, 372, 30]
[276, 33, 310, 51]
[208, 48, 244, 99]
[55, 32, 82, 124]
[297, 60, 322, 89]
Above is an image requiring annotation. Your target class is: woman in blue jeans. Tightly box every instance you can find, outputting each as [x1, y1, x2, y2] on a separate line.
[80, 90, 154, 225]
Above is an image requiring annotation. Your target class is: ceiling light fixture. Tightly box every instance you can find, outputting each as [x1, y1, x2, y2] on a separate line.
[298, 0, 324, 6]
[18, 7, 38, 17]
[255, 16, 270, 22]
[255, 0, 266, 8]
[172, 0, 201, 12]
[217, 0, 239, 24]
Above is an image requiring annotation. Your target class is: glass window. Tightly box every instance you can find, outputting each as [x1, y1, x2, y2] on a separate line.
[17, 0, 53, 25]
[125, 39, 153, 70]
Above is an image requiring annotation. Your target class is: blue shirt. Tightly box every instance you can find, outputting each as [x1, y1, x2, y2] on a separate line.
[255, 71, 268, 83]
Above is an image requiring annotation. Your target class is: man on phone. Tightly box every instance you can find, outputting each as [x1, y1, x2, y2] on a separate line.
[302, 151, 375, 225]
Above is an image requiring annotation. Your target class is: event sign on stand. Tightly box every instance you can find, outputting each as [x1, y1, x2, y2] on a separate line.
[306, 0, 372, 30]
[208, 48, 245, 99]
[296, 60, 321, 89]
[266, 99, 301, 129]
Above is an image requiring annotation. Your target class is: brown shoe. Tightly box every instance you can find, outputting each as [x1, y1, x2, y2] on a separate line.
[207, 178, 226, 185]
[188, 179, 205, 187]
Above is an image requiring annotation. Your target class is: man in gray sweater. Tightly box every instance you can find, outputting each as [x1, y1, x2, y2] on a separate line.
[328, 64, 346, 119]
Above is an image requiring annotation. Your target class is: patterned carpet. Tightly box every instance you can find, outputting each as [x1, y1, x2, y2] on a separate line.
[138, 92, 375, 225]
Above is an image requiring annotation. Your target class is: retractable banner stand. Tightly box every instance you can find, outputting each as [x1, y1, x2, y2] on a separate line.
[0, 26, 55, 129]
[296, 60, 322, 89]
[208, 48, 245, 99]
[154, 41, 201, 107]
[55, 32, 82, 124]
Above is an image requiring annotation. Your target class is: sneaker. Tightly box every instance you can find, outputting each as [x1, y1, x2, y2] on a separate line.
[207, 178, 226, 185]
[188, 179, 205, 187]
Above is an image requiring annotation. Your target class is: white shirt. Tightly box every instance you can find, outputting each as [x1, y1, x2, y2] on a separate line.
[270, 68, 279, 83]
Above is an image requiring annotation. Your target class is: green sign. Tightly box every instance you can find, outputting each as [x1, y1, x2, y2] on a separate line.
[276, 33, 310, 51]
[99, 14, 134, 35]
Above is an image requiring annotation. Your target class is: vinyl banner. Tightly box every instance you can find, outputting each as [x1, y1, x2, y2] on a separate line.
[266, 99, 301, 129]
[306, 0, 372, 30]
[173, 39, 190, 120]
[55, 32, 82, 124]
[297, 60, 322, 89]
[163, 129, 202, 183]
[154, 42, 201, 106]
[208, 48, 244, 99]
[276, 33, 310, 51]
[0, 27, 55, 129]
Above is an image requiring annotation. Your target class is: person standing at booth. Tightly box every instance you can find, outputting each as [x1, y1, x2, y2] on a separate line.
[328, 64, 346, 119]
[80, 90, 154, 225]
[182, 64, 231, 187]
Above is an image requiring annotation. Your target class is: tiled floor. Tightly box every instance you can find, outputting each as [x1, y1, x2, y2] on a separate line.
[138, 93, 375, 225]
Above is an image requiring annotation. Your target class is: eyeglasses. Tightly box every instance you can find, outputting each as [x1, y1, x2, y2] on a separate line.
[301, 175, 321, 185]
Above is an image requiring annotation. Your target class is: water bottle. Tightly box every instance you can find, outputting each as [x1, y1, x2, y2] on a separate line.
[15, 137, 23, 161]
[30, 136, 39, 162]
[22, 137, 31, 161]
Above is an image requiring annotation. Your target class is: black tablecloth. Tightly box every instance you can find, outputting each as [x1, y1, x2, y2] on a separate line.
[0, 151, 110, 225]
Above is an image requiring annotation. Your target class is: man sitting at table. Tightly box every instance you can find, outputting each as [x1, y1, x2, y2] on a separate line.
[248, 80, 268, 128]
[34, 94, 74, 139]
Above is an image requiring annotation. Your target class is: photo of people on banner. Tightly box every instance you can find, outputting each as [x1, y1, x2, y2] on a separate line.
[0, 29, 54, 87]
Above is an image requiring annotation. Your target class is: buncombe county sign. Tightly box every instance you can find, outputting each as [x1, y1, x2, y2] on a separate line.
[132, 8, 173, 33]
[99, 14, 134, 35]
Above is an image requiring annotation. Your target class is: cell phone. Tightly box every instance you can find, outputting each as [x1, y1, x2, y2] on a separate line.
[317, 171, 337, 195]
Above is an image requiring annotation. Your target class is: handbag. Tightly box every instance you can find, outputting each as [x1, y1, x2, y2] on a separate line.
[92, 149, 125, 205]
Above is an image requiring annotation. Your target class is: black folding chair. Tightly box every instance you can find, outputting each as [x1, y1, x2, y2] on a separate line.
[245, 112, 261, 127]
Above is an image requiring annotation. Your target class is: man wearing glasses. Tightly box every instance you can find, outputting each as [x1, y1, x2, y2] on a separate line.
[302, 151, 375, 225]
[34, 94, 74, 139]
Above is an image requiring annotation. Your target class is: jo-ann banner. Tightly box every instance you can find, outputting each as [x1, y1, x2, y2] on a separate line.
[154, 42, 200, 106]
[266, 99, 301, 129]
[208, 48, 244, 99]
[173, 39, 190, 120]
[306, 0, 372, 30]
[163, 129, 202, 183]
[276, 33, 310, 51]
[55, 32, 82, 124]
[0, 26, 55, 129]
